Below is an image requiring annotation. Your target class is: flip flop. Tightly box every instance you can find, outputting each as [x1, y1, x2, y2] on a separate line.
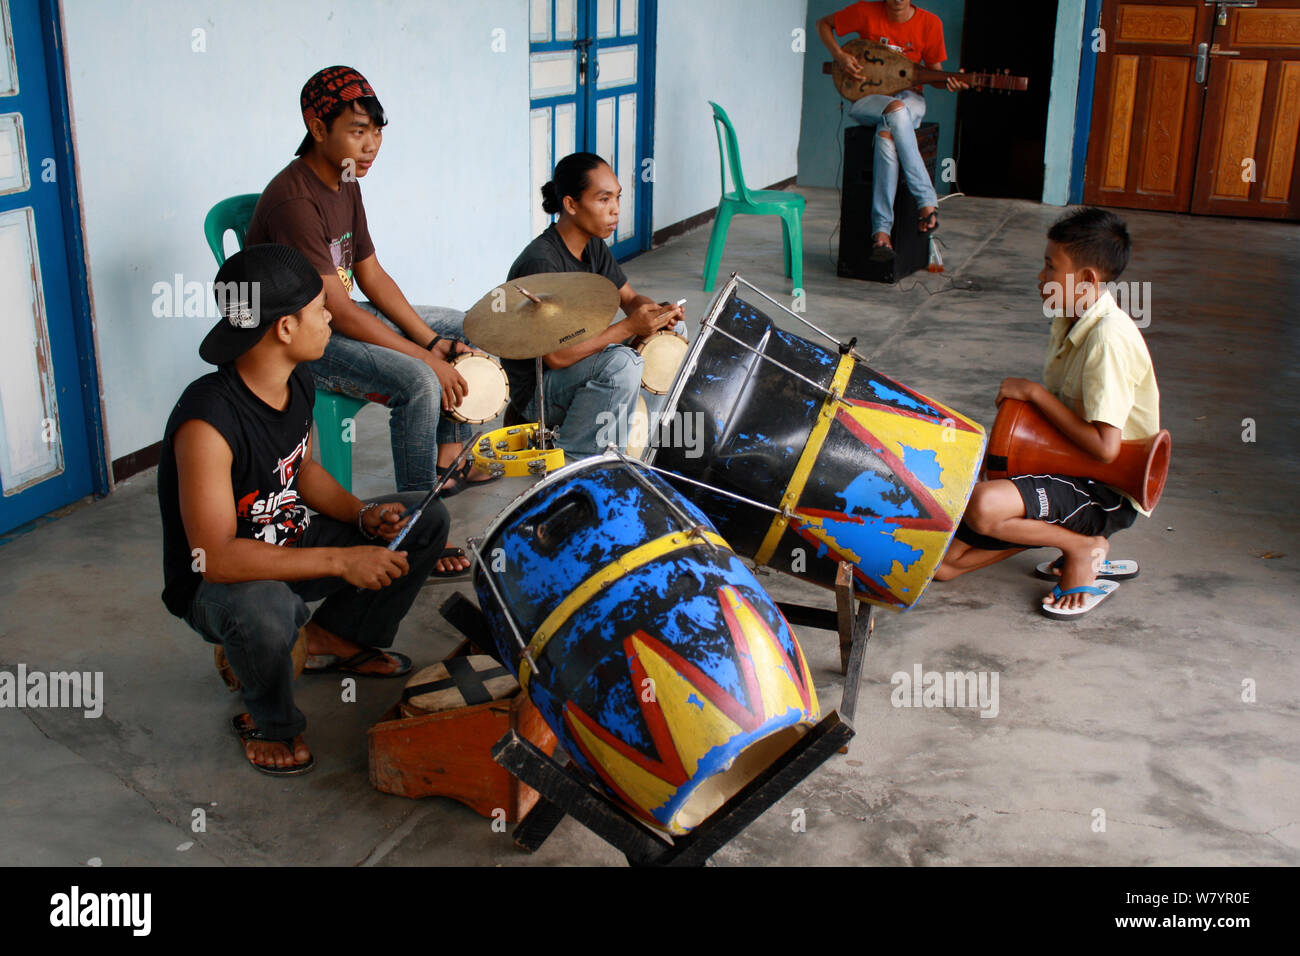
[231, 713, 315, 776]
[429, 546, 472, 580]
[870, 238, 895, 262]
[303, 648, 413, 677]
[1034, 556, 1139, 581]
[1040, 581, 1120, 620]
[434, 464, 467, 498]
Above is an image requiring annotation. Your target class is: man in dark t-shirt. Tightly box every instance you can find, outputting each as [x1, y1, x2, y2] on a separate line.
[246, 66, 494, 505]
[506, 153, 684, 459]
[158, 245, 449, 775]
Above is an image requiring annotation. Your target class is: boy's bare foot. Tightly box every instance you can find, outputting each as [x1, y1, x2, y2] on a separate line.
[1044, 535, 1108, 611]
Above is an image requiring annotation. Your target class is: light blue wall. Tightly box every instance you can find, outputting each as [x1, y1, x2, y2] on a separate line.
[1043, 0, 1088, 205]
[63, 0, 532, 461]
[796, 0, 965, 191]
[654, 0, 808, 228]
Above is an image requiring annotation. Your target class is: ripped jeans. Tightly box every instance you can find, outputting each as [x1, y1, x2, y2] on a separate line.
[847, 89, 936, 236]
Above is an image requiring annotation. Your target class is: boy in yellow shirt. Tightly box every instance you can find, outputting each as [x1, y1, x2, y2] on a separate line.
[936, 208, 1160, 619]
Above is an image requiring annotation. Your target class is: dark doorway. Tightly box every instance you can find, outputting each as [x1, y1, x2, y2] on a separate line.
[954, 0, 1058, 199]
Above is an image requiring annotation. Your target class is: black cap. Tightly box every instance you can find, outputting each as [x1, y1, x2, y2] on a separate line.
[199, 244, 324, 365]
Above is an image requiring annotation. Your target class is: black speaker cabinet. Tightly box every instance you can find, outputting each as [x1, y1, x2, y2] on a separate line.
[838, 122, 939, 283]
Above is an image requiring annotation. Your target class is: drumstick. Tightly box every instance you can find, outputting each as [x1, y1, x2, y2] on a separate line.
[354, 432, 484, 592]
[387, 433, 484, 550]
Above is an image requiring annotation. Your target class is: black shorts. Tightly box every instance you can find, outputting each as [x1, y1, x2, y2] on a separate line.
[955, 474, 1138, 552]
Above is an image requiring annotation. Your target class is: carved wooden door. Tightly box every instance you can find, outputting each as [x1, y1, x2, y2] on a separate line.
[1084, 0, 1300, 220]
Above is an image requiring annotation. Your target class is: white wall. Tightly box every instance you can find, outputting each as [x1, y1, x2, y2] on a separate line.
[62, 0, 530, 463]
[652, 0, 807, 229]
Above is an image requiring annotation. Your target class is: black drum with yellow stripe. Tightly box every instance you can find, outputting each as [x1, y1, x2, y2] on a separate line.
[650, 276, 985, 610]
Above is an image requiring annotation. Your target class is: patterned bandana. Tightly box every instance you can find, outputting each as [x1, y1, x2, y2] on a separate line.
[300, 66, 375, 126]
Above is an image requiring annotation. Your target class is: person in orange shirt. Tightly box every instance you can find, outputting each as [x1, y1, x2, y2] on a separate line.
[817, 0, 966, 261]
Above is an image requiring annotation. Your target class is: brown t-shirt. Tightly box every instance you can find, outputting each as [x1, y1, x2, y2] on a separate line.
[246, 157, 376, 294]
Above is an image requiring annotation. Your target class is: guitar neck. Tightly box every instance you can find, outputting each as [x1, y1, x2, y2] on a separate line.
[914, 66, 1028, 92]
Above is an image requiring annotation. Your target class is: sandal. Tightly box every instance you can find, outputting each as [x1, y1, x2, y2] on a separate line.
[918, 209, 939, 234]
[456, 459, 503, 489]
[303, 647, 413, 678]
[231, 713, 314, 776]
[870, 236, 895, 263]
[434, 463, 467, 498]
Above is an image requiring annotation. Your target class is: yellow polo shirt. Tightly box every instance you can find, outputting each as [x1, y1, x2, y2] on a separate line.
[1043, 290, 1160, 515]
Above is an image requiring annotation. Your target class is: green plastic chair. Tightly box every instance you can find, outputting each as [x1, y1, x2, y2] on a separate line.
[202, 193, 366, 491]
[703, 101, 805, 293]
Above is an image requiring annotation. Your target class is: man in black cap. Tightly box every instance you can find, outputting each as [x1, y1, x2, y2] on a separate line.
[157, 244, 450, 775]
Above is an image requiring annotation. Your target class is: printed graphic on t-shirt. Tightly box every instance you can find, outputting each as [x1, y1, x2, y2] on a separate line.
[330, 231, 355, 293]
[878, 35, 913, 55]
[234, 432, 311, 547]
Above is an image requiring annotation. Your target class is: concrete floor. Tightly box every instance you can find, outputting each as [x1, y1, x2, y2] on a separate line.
[2, 189, 1297, 866]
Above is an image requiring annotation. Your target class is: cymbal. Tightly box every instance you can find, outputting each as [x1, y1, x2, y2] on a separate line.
[463, 272, 620, 359]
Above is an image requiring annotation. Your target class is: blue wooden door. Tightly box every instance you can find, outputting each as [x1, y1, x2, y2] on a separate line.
[529, 0, 656, 260]
[0, 0, 101, 536]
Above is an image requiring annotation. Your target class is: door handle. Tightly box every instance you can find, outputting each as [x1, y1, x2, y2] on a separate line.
[1195, 42, 1208, 83]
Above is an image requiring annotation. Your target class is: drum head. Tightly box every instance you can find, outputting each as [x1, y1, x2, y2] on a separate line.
[400, 655, 519, 717]
[450, 354, 510, 424]
[639, 331, 689, 395]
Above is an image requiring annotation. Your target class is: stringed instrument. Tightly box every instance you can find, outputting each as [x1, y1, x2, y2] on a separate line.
[822, 38, 1028, 101]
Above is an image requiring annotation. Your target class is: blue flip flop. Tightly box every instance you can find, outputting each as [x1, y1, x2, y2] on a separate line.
[1035, 556, 1139, 581]
[1040, 580, 1120, 620]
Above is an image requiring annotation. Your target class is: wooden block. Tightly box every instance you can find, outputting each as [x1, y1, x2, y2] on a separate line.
[367, 688, 558, 823]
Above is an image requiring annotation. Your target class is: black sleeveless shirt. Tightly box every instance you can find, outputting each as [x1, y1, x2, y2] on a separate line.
[157, 365, 315, 617]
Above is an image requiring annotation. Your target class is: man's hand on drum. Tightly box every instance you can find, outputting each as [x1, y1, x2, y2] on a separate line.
[625, 300, 679, 339]
[423, 337, 472, 410]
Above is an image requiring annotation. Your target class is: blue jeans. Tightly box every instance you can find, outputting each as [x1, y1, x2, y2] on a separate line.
[847, 89, 936, 236]
[524, 345, 643, 460]
[308, 302, 472, 492]
[184, 492, 450, 740]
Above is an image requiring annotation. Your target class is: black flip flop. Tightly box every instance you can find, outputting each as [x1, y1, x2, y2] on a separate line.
[456, 459, 504, 490]
[303, 648, 413, 678]
[434, 463, 467, 498]
[231, 713, 315, 776]
[870, 239, 895, 263]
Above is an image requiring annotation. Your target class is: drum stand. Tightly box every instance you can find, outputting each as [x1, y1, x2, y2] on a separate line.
[774, 561, 875, 734]
[438, 593, 856, 867]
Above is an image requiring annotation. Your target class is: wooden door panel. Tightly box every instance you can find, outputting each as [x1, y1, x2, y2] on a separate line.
[1084, 1, 1214, 211]
[1191, 2, 1300, 218]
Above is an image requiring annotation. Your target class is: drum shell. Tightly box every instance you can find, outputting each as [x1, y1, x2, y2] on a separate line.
[986, 399, 1171, 511]
[473, 457, 819, 834]
[654, 283, 986, 610]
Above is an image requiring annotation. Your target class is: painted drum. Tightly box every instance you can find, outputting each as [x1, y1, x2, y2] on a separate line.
[472, 454, 820, 835]
[447, 353, 510, 424]
[650, 276, 986, 610]
[636, 330, 689, 395]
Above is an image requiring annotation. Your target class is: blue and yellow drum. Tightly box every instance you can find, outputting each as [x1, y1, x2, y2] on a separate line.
[651, 276, 986, 610]
[472, 455, 819, 835]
